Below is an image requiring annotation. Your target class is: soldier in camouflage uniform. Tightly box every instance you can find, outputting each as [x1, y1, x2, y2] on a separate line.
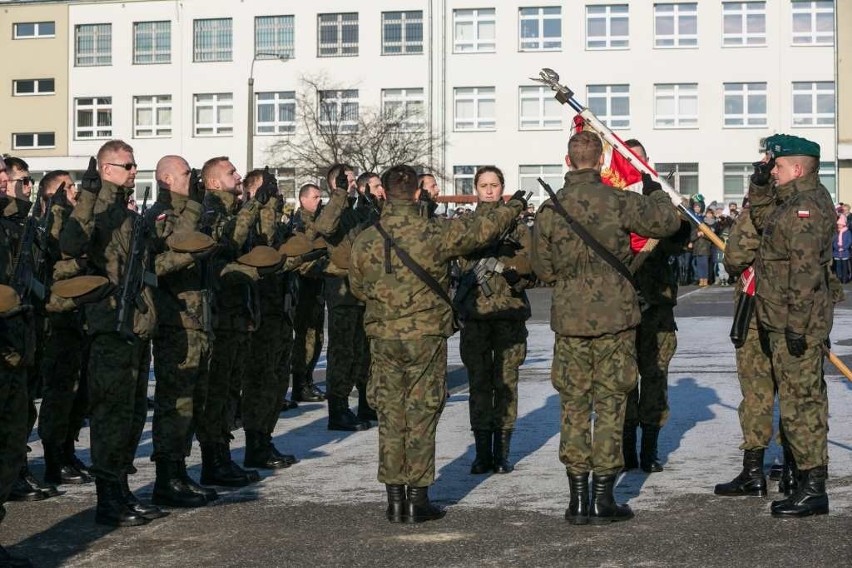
[59, 141, 165, 527]
[456, 166, 534, 476]
[531, 131, 680, 525]
[748, 134, 837, 518]
[314, 165, 383, 431]
[146, 155, 221, 508]
[289, 184, 326, 403]
[349, 164, 527, 523]
[35, 171, 93, 487]
[195, 156, 262, 488]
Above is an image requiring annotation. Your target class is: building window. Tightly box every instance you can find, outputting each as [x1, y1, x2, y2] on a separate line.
[723, 83, 767, 127]
[256, 91, 296, 134]
[792, 0, 834, 45]
[381, 88, 425, 130]
[519, 86, 562, 130]
[519, 164, 562, 206]
[12, 132, 55, 150]
[270, 167, 297, 201]
[193, 18, 232, 62]
[453, 165, 479, 195]
[382, 11, 424, 55]
[454, 87, 496, 131]
[587, 84, 630, 129]
[519, 6, 562, 51]
[654, 84, 698, 128]
[723, 163, 752, 205]
[75, 97, 112, 139]
[12, 78, 55, 96]
[722, 2, 766, 46]
[654, 3, 698, 48]
[133, 95, 172, 138]
[792, 81, 834, 126]
[318, 13, 359, 57]
[586, 4, 629, 49]
[255, 15, 295, 58]
[819, 162, 836, 200]
[319, 90, 359, 133]
[655, 162, 698, 197]
[454, 8, 496, 53]
[13, 21, 55, 39]
[194, 93, 233, 136]
[75, 24, 112, 67]
[134, 21, 171, 64]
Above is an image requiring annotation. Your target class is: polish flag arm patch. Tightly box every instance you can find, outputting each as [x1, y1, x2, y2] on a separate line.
[797, 210, 810, 218]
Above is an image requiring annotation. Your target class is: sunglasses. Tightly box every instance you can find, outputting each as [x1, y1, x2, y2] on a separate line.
[107, 162, 138, 171]
[11, 176, 34, 185]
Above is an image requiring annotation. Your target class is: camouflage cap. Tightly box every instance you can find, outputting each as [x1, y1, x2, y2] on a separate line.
[237, 245, 282, 268]
[51, 275, 110, 299]
[0, 284, 21, 315]
[763, 134, 820, 158]
[167, 231, 216, 253]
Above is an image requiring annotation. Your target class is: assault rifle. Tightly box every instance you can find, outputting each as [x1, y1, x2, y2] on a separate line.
[9, 183, 65, 302]
[116, 186, 157, 340]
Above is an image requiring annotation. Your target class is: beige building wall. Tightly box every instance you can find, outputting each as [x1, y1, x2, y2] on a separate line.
[0, 1, 69, 161]
[838, 0, 852, 204]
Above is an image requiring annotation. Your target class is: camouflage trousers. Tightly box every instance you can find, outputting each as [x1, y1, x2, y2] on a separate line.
[735, 327, 776, 450]
[552, 330, 638, 475]
[152, 327, 210, 462]
[766, 331, 828, 470]
[326, 305, 369, 400]
[367, 337, 448, 486]
[459, 318, 527, 431]
[195, 328, 251, 446]
[291, 277, 324, 386]
[37, 314, 88, 446]
[626, 306, 677, 428]
[0, 365, 28, 520]
[87, 333, 151, 482]
[25, 313, 47, 436]
[243, 315, 293, 435]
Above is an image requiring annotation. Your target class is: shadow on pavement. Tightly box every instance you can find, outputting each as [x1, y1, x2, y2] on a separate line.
[9, 508, 114, 568]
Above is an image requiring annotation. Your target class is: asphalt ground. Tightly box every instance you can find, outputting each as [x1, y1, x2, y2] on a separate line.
[2, 284, 852, 567]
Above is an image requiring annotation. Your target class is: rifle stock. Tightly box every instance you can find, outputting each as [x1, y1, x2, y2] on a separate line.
[115, 186, 154, 339]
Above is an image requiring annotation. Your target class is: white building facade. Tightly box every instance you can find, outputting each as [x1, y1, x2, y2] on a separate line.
[11, 0, 838, 206]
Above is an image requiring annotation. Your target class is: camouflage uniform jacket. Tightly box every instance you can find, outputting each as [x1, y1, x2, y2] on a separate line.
[146, 190, 207, 330]
[531, 169, 680, 337]
[635, 237, 683, 307]
[200, 190, 260, 331]
[293, 208, 328, 279]
[456, 200, 534, 321]
[349, 198, 523, 340]
[748, 171, 836, 338]
[59, 180, 157, 339]
[0, 202, 35, 368]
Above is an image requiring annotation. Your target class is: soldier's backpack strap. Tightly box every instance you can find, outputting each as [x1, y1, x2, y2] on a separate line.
[375, 222, 462, 331]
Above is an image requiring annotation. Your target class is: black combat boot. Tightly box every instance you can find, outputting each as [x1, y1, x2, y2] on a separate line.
[565, 472, 590, 525]
[0, 543, 33, 567]
[492, 430, 514, 474]
[779, 445, 799, 497]
[44, 441, 91, 485]
[622, 424, 639, 471]
[269, 439, 299, 467]
[770, 466, 829, 518]
[95, 478, 149, 527]
[291, 375, 325, 403]
[121, 473, 168, 520]
[200, 443, 258, 487]
[244, 431, 290, 469]
[639, 424, 664, 473]
[178, 463, 219, 503]
[589, 474, 634, 524]
[328, 396, 371, 432]
[405, 486, 446, 523]
[64, 438, 92, 478]
[357, 388, 378, 423]
[768, 462, 783, 481]
[8, 467, 49, 502]
[470, 430, 493, 475]
[152, 460, 208, 508]
[714, 449, 767, 497]
[385, 484, 406, 523]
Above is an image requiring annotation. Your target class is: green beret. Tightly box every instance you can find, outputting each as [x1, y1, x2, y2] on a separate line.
[764, 134, 820, 158]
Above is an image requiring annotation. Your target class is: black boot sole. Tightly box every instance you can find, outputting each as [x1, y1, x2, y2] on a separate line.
[770, 506, 828, 518]
[564, 513, 589, 525]
[328, 423, 370, 432]
[470, 465, 492, 475]
[151, 493, 208, 508]
[8, 491, 50, 502]
[243, 459, 291, 470]
[95, 514, 149, 527]
[200, 475, 256, 488]
[714, 488, 767, 497]
[589, 513, 634, 525]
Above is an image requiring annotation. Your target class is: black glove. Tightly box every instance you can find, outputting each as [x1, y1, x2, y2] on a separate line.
[824, 337, 831, 351]
[508, 190, 528, 211]
[258, 258, 285, 277]
[785, 328, 806, 357]
[502, 269, 521, 286]
[254, 166, 277, 206]
[80, 156, 101, 195]
[673, 220, 692, 245]
[73, 283, 116, 307]
[641, 173, 663, 196]
[52, 184, 69, 208]
[750, 159, 775, 186]
[189, 168, 205, 204]
[336, 170, 349, 192]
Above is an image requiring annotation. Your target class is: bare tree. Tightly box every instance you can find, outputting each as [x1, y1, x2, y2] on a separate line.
[266, 74, 443, 181]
